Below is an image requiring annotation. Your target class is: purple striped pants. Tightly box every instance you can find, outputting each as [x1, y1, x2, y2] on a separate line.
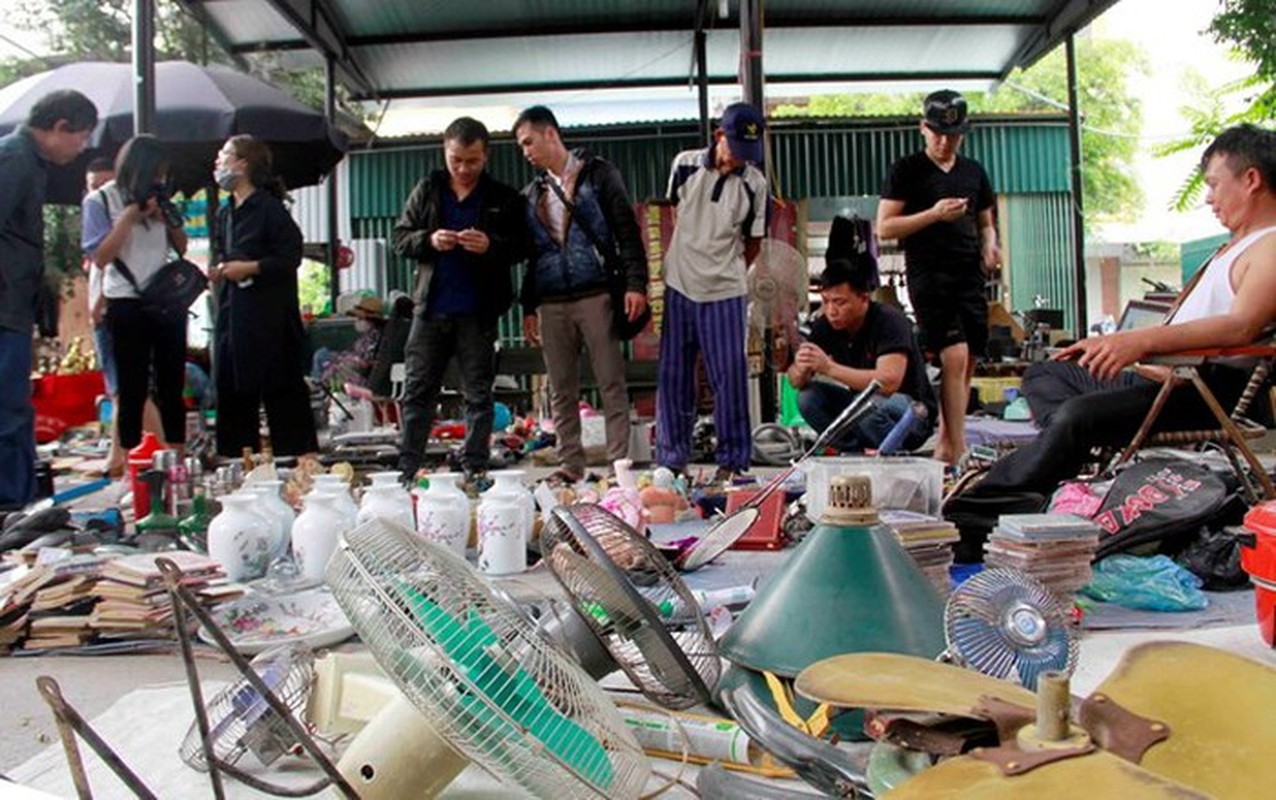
[656, 287, 752, 471]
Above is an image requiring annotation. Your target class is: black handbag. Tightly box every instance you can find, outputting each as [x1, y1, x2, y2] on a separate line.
[98, 189, 207, 322]
[543, 176, 651, 340]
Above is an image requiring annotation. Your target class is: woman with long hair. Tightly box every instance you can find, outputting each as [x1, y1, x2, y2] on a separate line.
[210, 135, 318, 456]
[81, 134, 188, 456]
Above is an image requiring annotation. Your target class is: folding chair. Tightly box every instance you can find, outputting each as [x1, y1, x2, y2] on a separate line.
[1109, 343, 1276, 503]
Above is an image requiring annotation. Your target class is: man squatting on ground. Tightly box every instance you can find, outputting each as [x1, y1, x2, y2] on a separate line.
[656, 103, 769, 483]
[514, 105, 648, 484]
[788, 254, 937, 454]
[393, 117, 527, 487]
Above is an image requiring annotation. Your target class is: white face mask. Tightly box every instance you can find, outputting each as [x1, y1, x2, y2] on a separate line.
[214, 166, 239, 191]
[354, 318, 373, 334]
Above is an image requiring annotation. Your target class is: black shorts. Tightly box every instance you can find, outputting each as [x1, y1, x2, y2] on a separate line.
[908, 278, 988, 359]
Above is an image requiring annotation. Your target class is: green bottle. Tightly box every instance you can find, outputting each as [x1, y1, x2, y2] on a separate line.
[178, 487, 213, 553]
[135, 468, 180, 547]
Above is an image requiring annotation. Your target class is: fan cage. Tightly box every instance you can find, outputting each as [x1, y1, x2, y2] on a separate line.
[542, 504, 720, 710]
[179, 643, 314, 771]
[326, 519, 649, 800]
[944, 567, 1079, 691]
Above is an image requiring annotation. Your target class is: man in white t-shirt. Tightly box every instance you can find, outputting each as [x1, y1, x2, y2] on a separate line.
[656, 103, 769, 483]
[960, 124, 1276, 501]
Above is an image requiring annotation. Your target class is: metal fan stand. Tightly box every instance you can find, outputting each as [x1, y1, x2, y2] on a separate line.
[677, 379, 883, 571]
[158, 557, 359, 799]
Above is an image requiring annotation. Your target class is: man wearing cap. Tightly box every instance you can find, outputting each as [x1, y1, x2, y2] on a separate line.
[393, 117, 527, 488]
[656, 102, 769, 483]
[877, 89, 1000, 467]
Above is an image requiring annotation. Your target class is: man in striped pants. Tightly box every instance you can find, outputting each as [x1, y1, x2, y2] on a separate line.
[656, 103, 769, 483]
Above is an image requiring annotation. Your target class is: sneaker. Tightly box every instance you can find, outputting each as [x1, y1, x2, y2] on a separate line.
[711, 466, 751, 486]
[545, 468, 583, 487]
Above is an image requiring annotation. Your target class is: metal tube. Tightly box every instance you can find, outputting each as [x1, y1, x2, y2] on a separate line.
[1065, 34, 1087, 337]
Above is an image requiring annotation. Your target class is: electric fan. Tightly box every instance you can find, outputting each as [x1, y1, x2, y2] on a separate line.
[178, 642, 315, 772]
[676, 379, 883, 571]
[326, 518, 650, 799]
[942, 567, 1078, 690]
[747, 238, 808, 371]
[542, 503, 720, 709]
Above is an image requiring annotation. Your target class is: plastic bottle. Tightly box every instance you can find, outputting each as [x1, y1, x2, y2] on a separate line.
[127, 432, 165, 515]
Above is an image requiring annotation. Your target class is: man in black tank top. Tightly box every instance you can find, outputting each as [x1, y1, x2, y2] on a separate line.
[878, 90, 1001, 467]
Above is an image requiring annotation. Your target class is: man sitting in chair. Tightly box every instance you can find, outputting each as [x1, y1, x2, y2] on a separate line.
[961, 124, 1276, 499]
[788, 255, 936, 453]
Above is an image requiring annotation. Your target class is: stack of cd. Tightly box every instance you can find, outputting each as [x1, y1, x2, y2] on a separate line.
[984, 513, 1101, 600]
[880, 509, 960, 595]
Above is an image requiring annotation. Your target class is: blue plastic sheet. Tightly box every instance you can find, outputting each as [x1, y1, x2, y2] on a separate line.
[1082, 554, 1209, 612]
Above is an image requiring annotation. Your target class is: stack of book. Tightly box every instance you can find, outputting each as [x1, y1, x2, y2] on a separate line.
[879, 510, 961, 595]
[90, 551, 236, 638]
[2, 553, 105, 652]
[984, 513, 1101, 600]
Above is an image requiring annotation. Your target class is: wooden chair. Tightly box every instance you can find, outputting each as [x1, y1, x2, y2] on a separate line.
[1108, 344, 1276, 502]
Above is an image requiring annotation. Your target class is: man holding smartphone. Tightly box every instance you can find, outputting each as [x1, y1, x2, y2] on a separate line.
[393, 117, 527, 489]
[877, 90, 1000, 467]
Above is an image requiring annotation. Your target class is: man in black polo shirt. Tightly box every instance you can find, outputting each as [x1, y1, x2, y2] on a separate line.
[788, 256, 936, 453]
[877, 89, 1000, 466]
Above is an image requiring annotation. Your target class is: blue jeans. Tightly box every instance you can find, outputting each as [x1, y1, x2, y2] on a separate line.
[798, 382, 932, 453]
[93, 322, 117, 396]
[0, 329, 36, 508]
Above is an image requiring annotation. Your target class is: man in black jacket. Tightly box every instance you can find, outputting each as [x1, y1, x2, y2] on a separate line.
[514, 105, 648, 483]
[0, 90, 97, 510]
[393, 117, 527, 486]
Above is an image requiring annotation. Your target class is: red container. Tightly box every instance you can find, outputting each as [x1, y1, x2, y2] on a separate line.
[31, 371, 106, 442]
[128, 432, 165, 516]
[724, 487, 787, 551]
[1239, 501, 1276, 648]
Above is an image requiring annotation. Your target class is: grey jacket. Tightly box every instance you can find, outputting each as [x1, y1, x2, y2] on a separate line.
[0, 128, 49, 333]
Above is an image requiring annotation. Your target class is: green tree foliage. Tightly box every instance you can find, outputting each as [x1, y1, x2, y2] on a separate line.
[772, 39, 1147, 224]
[1159, 0, 1276, 211]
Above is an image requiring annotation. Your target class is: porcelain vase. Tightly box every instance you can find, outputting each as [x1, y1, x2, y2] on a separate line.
[357, 483, 416, 531]
[291, 492, 348, 584]
[477, 496, 525, 575]
[311, 474, 359, 522]
[207, 492, 276, 582]
[487, 470, 535, 544]
[415, 472, 471, 559]
[245, 479, 295, 559]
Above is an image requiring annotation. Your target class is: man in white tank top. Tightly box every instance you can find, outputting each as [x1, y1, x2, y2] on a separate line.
[952, 125, 1276, 514]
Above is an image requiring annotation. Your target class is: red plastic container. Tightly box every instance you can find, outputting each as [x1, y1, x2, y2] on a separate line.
[1239, 501, 1276, 647]
[31, 371, 105, 442]
[127, 432, 165, 516]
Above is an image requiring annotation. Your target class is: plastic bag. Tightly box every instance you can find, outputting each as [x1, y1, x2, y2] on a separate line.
[1178, 526, 1250, 591]
[1082, 554, 1209, 612]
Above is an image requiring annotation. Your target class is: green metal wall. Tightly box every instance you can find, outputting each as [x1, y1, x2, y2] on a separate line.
[1005, 192, 1078, 331]
[349, 116, 1076, 325]
[1181, 232, 1228, 282]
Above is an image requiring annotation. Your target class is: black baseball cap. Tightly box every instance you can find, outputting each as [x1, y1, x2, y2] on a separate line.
[923, 89, 969, 135]
[720, 102, 766, 164]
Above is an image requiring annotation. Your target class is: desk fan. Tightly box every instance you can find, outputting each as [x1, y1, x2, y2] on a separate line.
[942, 567, 1078, 690]
[747, 238, 808, 372]
[676, 379, 883, 571]
[542, 503, 720, 709]
[178, 643, 315, 773]
[326, 518, 650, 799]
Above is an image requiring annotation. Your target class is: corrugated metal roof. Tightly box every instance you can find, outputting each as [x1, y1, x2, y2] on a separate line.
[178, 0, 1121, 103]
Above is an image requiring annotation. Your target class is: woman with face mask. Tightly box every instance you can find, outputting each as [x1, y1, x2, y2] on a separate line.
[81, 134, 189, 457]
[209, 135, 318, 457]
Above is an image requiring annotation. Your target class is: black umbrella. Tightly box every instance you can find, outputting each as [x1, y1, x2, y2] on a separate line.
[0, 60, 348, 203]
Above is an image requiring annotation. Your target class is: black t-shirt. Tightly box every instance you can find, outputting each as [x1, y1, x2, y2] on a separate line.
[880, 151, 995, 282]
[806, 303, 937, 419]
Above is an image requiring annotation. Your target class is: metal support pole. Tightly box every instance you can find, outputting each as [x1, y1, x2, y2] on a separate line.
[325, 54, 341, 314]
[132, 0, 156, 135]
[695, 27, 710, 143]
[739, 0, 775, 422]
[1065, 34, 1088, 337]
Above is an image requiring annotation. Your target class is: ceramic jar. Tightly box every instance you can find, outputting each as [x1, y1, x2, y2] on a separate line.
[357, 483, 416, 532]
[477, 495, 525, 575]
[365, 471, 403, 489]
[312, 474, 359, 522]
[245, 480, 296, 559]
[487, 470, 535, 544]
[291, 491, 348, 584]
[415, 472, 471, 559]
[207, 492, 276, 582]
